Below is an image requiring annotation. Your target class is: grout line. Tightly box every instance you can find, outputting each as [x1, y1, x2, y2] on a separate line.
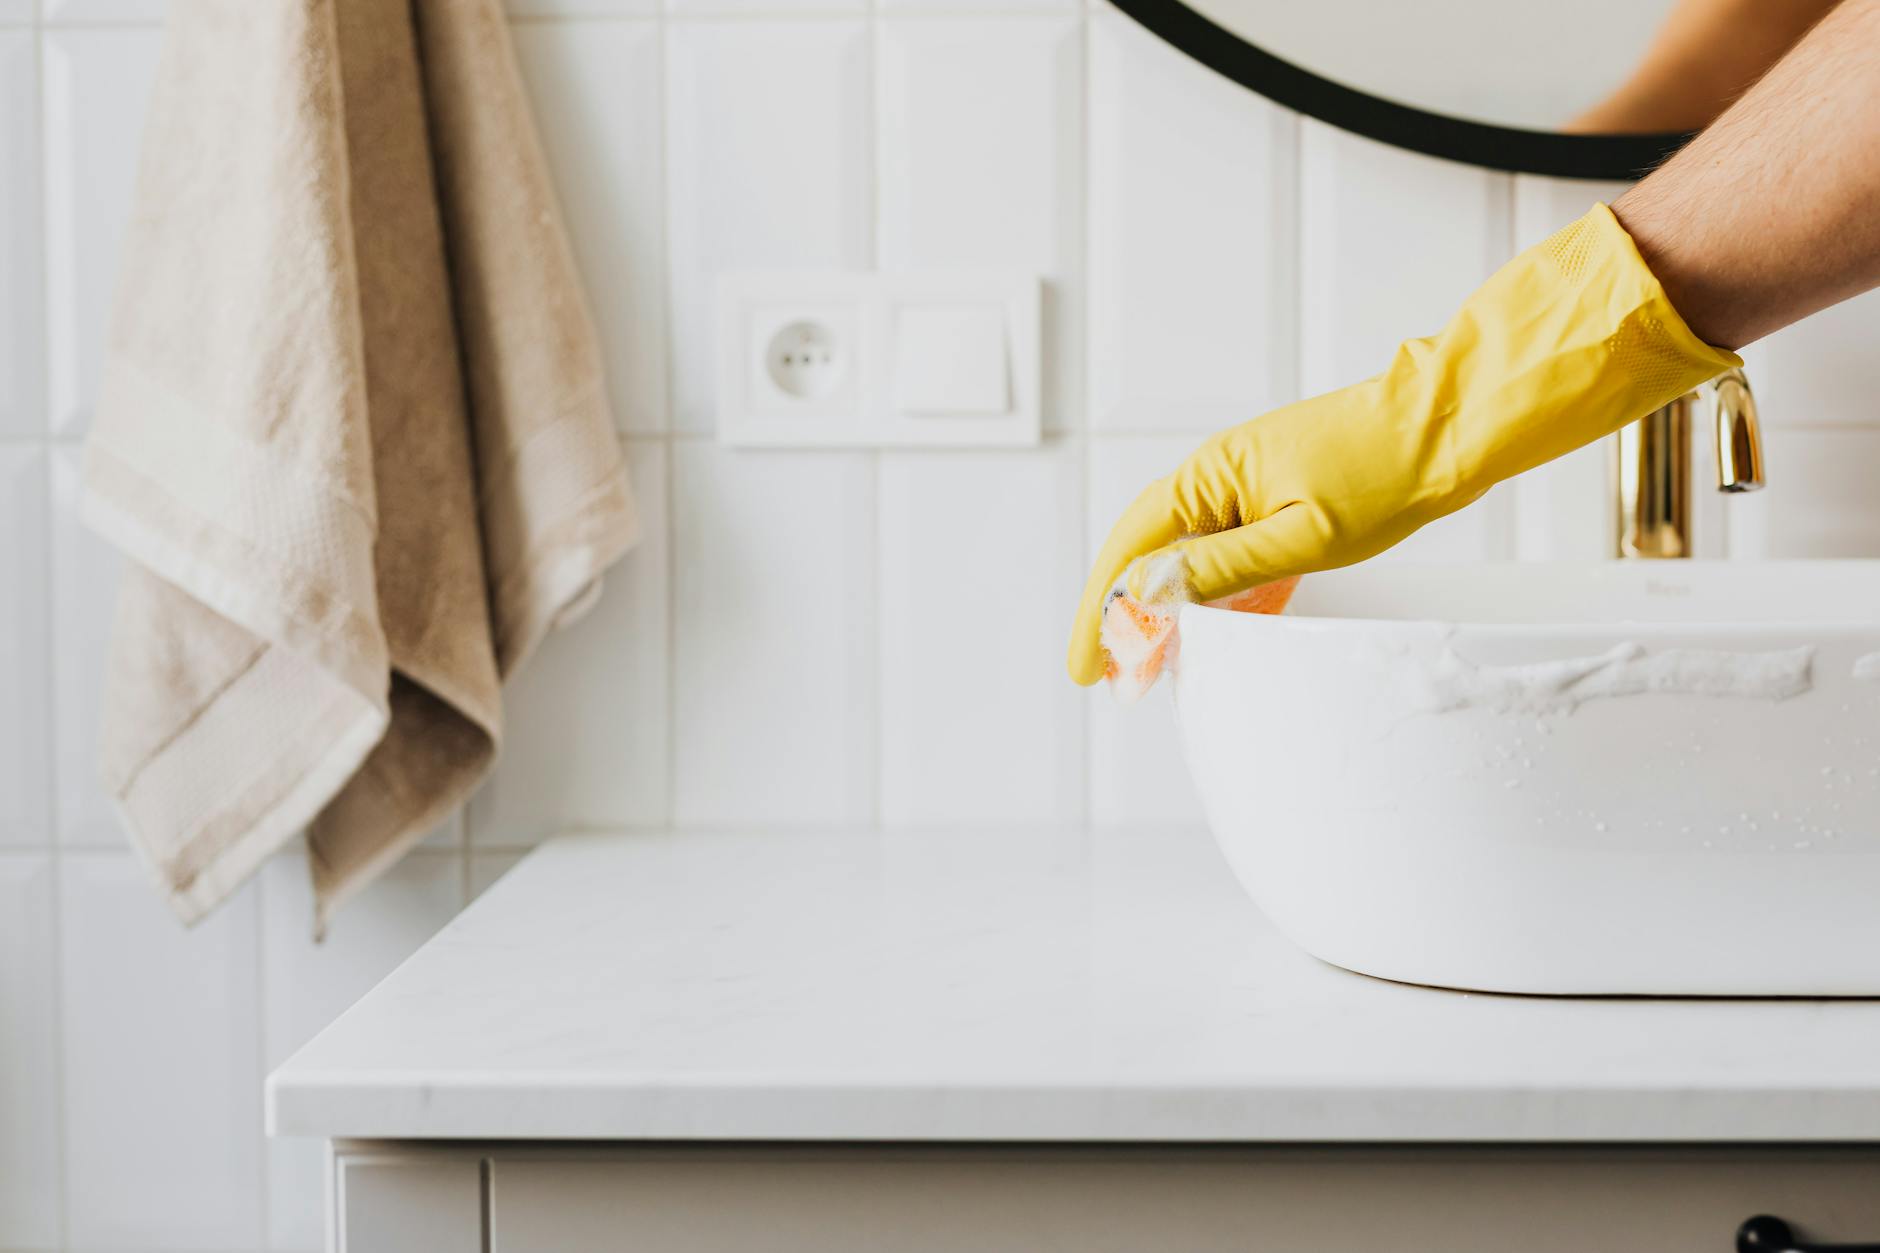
[657, 6, 1076, 19]
[655, 0, 680, 831]
[864, 0, 885, 831]
[1291, 107, 1311, 405]
[1073, 6, 1093, 827]
[1277, 105, 1301, 406]
[540, 421, 1880, 443]
[31, 5, 76, 1243]
[250, 862, 271, 1249]
[1484, 170, 1519, 561]
[32, 18, 163, 31]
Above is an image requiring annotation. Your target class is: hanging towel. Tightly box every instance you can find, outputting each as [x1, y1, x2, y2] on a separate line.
[81, 0, 638, 931]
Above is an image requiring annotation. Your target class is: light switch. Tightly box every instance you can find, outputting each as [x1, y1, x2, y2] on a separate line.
[890, 305, 1009, 416]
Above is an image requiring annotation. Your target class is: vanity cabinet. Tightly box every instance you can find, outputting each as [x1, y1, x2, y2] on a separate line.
[333, 1143, 1880, 1253]
[272, 831, 1880, 1253]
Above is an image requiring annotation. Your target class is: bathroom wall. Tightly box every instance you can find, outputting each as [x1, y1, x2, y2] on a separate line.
[2, 0, 1879, 1249]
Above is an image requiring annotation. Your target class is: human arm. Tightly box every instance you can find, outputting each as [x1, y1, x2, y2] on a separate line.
[1567, 0, 1839, 134]
[1068, 0, 1880, 686]
[1613, 0, 1880, 348]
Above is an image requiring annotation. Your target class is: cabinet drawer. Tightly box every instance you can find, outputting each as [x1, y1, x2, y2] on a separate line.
[487, 1145, 1880, 1253]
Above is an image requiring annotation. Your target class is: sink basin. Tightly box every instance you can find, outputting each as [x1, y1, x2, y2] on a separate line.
[1175, 562, 1880, 996]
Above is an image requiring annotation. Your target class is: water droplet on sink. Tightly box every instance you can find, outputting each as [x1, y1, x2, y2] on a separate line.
[1701, 839, 1713, 848]
[1503, 778, 1520, 789]
[1594, 821, 1608, 833]
[1822, 765, 1835, 776]
[1795, 840, 1813, 850]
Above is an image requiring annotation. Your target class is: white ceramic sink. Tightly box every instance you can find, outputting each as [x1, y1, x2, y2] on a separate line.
[1176, 562, 1880, 996]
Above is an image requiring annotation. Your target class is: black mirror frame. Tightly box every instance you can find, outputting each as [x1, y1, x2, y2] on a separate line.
[1111, 0, 1696, 181]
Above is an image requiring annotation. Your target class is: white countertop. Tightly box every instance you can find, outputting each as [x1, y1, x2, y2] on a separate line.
[268, 825, 1880, 1143]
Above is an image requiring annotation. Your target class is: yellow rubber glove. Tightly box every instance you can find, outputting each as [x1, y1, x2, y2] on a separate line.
[1068, 203, 1741, 686]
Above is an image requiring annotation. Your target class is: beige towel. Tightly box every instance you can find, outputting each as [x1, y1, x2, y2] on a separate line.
[81, 0, 637, 930]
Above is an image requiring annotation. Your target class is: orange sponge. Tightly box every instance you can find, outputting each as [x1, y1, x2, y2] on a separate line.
[1099, 552, 1297, 702]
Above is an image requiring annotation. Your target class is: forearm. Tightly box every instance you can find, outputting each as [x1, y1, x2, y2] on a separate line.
[1612, 0, 1880, 350]
[1569, 0, 1838, 133]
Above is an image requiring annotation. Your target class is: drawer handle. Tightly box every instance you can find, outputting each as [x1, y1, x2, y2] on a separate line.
[1739, 1215, 1880, 1253]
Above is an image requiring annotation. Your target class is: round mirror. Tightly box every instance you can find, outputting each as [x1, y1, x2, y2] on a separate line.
[1112, 0, 1699, 179]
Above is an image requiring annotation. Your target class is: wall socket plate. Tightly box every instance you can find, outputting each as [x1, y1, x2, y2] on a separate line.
[715, 270, 1041, 448]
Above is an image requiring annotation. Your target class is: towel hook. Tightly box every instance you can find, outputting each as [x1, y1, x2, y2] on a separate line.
[1738, 1215, 1880, 1253]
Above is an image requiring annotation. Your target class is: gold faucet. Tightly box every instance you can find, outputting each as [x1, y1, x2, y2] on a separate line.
[1613, 367, 1765, 558]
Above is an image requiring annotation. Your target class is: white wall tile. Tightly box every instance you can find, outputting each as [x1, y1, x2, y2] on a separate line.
[0, 449, 49, 847]
[1728, 428, 1880, 560]
[0, 32, 39, 435]
[1372, 491, 1507, 563]
[1084, 436, 1205, 824]
[61, 853, 263, 1250]
[0, 856, 59, 1249]
[42, 26, 163, 438]
[666, 21, 871, 431]
[1087, 13, 1294, 433]
[1745, 289, 1880, 427]
[0, 0, 30, 23]
[1511, 173, 1631, 249]
[262, 850, 463, 1251]
[1295, 124, 1515, 563]
[1513, 441, 1611, 561]
[884, 0, 1073, 11]
[1508, 173, 1633, 560]
[1511, 176, 1702, 563]
[672, 443, 876, 824]
[672, 0, 862, 15]
[1299, 121, 1511, 396]
[513, 20, 668, 433]
[879, 446, 1083, 824]
[471, 442, 669, 847]
[508, 0, 655, 15]
[878, 16, 1082, 428]
[43, 0, 166, 22]
[50, 445, 123, 846]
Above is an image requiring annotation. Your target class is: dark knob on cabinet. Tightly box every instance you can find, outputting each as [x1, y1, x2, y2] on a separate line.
[1738, 1214, 1880, 1253]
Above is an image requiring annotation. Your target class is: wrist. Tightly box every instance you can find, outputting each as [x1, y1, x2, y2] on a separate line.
[1613, 181, 1758, 351]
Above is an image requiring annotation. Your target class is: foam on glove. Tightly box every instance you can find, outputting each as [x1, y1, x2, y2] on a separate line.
[1098, 550, 1298, 703]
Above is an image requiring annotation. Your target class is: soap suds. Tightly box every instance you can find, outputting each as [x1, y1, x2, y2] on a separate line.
[1099, 550, 1298, 703]
[1098, 550, 1192, 705]
[1422, 641, 1814, 714]
[1852, 652, 1880, 681]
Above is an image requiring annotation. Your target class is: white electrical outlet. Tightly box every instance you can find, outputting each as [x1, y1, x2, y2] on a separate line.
[716, 271, 1039, 448]
[765, 320, 844, 401]
[742, 301, 861, 423]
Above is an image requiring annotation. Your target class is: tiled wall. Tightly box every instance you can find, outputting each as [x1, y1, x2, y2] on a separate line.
[3, 0, 1879, 1248]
